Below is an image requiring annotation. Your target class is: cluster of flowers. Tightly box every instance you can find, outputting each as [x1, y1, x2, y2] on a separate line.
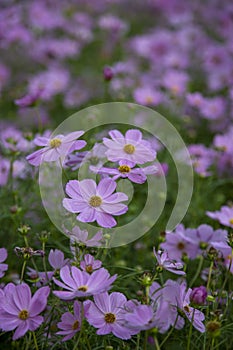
[186, 126, 233, 178]
[24, 128, 158, 228]
[0, 225, 207, 342]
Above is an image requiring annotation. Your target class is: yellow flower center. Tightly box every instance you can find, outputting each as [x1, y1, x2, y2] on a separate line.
[72, 320, 80, 330]
[18, 310, 29, 320]
[229, 218, 233, 225]
[49, 138, 62, 148]
[123, 144, 135, 154]
[78, 285, 88, 292]
[89, 196, 102, 207]
[104, 312, 116, 323]
[118, 165, 131, 173]
[85, 265, 93, 273]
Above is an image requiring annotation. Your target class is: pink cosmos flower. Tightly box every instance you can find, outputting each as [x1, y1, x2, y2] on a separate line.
[63, 178, 128, 228]
[84, 292, 134, 340]
[0, 283, 49, 340]
[206, 206, 233, 228]
[53, 265, 117, 300]
[103, 129, 156, 164]
[26, 131, 86, 166]
[90, 159, 157, 184]
[56, 301, 82, 341]
[80, 254, 102, 273]
[0, 248, 8, 278]
[153, 249, 185, 275]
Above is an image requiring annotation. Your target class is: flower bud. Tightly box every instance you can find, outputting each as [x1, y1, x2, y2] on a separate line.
[103, 66, 114, 81]
[206, 321, 221, 337]
[18, 224, 31, 236]
[190, 286, 207, 305]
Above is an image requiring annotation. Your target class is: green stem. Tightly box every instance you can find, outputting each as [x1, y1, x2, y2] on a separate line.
[59, 157, 69, 182]
[154, 336, 161, 350]
[20, 260, 27, 283]
[136, 333, 141, 350]
[160, 314, 178, 348]
[207, 261, 214, 290]
[42, 241, 49, 282]
[73, 304, 84, 350]
[144, 330, 148, 350]
[186, 317, 193, 350]
[32, 331, 39, 350]
[190, 255, 204, 287]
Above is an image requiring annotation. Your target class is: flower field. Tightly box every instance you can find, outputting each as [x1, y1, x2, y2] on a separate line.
[0, 1, 233, 349]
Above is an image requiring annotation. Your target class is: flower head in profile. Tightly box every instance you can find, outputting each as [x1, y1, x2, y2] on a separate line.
[57, 301, 82, 341]
[206, 205, 233, 229]
[69, 226, 103, 247]
[0, 283, 50, 340]
[103, 129, 156, 164]
[63, 178, 128, 228]
[48, 249, 69, 271]
[153, 249, 185, 275]
[90, 159, 157, 184]
[84, 292, 135, 340]
[53, 265, 117, 300]
[0, 248, 8, 278]
[26, 131, 86, 166]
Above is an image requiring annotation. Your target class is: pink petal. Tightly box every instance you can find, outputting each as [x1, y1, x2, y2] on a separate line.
[125, 129, 142, 144]
[63, 131, 84, 142]
[96, 212, 116, 228]
[65, 180, 81, 198]
[79, 179, 97, 200]
[76, 207, 97, 223]
[97, 178, 116, 198]
[63, 198, 88, 213]
[0, 248, 7, 263]
[108, 130, 124, 143]
[12, 321, 29, 340]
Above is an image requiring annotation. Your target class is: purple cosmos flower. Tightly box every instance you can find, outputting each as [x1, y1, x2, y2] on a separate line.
[162, 280, 205, 333]
[124, 303, 159, 332]
[68, 226, 103, 247]
[53, 265, 117, 300]
[133, 86, 164, 106]
[160, 224, 198, 261]
[0, 248, 8, 278]
[26, 131, 86, 166]
[65, 143, 107, 171]
[190, 286, 207, 305]
[80, 254, 102, 273]
[149, 281, 185, 333]
[84, 292, 134, 340]
[63, 178, 128, 228]
[56, 301, 82, 341]
[48, 249, 69, 271]
[188, 224, 228, 255]
[206, 206, 233, 228]
[0, 283, 49, 340]
[27, 267, 54, 287]
[14, 90, 42, 108]
[103, 129, 156, 164]
[153, 249, 185, 275]
[90, 160, 157, 184]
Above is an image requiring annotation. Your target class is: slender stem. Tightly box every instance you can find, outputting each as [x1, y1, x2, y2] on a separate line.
[211, 337, 215, 350]
[32, 331, 39, 350]
[190, 255, 204, 287]
[144, 330, 148, 350]
[42, 241, 49, 281]
[73, 303, 84, 350]
[136, 333, 141, 350]
[186, 316, 193, 350]
[160, 314, 178, 348]
[154, 336, 161, 350]
[59, 157, 69, 182]
[20, 260, 27, 283]
[207, 261, 214, 290]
